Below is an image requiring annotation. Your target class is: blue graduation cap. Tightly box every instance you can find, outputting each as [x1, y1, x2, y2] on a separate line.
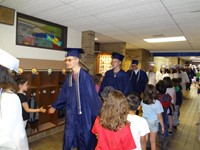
[131, 59, 138, 65]
[112, 52, 124, 61]
[65, 48, 84, 58]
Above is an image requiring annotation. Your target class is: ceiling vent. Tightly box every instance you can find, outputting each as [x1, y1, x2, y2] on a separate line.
[190, 10, 200, 13]
[152, 34, 165, 37]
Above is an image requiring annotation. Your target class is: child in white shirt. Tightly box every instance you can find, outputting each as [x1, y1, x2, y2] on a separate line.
[127, 93, 150, 150]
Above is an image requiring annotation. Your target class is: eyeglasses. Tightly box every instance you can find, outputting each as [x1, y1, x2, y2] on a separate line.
[64, 58, 75, 62]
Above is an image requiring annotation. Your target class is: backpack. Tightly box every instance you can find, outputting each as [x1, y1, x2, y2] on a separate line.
[28, 95, 39, 124]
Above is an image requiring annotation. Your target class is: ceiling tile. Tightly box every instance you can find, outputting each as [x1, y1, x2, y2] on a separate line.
[0, 0, 200, 52]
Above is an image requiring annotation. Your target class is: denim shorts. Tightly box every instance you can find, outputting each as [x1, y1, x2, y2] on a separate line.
[145, 119, 159, 132]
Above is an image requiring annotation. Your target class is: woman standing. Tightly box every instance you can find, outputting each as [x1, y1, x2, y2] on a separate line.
[0, 48, 29, 150]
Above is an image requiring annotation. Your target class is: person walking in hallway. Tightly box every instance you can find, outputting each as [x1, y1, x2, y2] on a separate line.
[128, 59, 148, 95]
[48, 48, 102, 150]
[99, 52, 131, 96]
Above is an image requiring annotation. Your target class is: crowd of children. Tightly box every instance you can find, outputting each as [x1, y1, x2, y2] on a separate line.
[91, 72, 183, 150]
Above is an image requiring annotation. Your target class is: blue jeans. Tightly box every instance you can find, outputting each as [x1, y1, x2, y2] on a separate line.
[173, 105, 179, 126]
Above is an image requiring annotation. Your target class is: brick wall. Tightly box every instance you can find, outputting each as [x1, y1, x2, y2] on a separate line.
[81, 30, 95, 75]
[124, 49, 152, 71]
[81, 33, 153, 74]
[100, 42, 126, 54]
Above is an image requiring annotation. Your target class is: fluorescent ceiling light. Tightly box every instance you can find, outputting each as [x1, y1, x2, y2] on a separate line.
[192, 60, 200, 62]
[189, 56, 195, 59]
[143, 36, 186, 43]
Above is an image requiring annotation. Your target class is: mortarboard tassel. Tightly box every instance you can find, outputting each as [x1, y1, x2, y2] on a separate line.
[75, 71, 82, 115]
[69, 70, 72, 87]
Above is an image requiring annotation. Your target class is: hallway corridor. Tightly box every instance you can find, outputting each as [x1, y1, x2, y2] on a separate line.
[29, 85, 200, 150]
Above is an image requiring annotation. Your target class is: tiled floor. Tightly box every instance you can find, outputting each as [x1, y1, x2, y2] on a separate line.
[29, 85, 200, 150]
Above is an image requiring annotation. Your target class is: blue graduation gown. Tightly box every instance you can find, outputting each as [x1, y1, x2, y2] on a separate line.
[99, 69, 131, 95]
[52, 68, 101, 150]
[127, 69, 148, 95]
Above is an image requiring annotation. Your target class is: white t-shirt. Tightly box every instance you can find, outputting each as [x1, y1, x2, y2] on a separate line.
[166, 87, 176, 104]
[127, 114, 150, 150]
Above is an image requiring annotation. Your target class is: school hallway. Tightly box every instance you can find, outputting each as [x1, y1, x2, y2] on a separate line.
[29, 85, 200, 150]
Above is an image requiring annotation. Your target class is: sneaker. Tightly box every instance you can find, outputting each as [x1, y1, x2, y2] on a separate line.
[169, 130, 173, 135]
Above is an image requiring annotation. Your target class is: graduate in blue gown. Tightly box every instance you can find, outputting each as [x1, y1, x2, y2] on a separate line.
[127, 59, 148, 95]
[48, 48, 101, 150]
[99, 52, 131, 96]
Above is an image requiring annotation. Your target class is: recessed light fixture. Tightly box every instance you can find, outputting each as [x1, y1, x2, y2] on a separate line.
[94, 37, 98, 41]
[143, 36, 186, 43]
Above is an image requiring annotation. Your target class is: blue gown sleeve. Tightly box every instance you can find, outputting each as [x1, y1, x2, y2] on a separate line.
[84, 74, 102, 116]
[51, 77, 68, 110]
[123, 73, 132, 96]
[139, 71, 148, 93]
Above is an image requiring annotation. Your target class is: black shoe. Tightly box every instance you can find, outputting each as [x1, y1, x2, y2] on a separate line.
[169, 130, 173, 135]
[173, 126, 177, 130]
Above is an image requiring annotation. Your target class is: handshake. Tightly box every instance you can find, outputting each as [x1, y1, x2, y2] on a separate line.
[37, 106, 46, 113]
[37, 105, 56, 114]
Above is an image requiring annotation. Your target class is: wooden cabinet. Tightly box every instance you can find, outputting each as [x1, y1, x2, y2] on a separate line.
[19, 70, 67, 135]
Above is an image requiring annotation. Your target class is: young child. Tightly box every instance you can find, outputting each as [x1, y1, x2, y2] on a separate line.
[163, 77, 176, 135]
[100, 86, 114, 102]
[15, 77, 46, 127]
[156, 80, 172, 149]
[127, 93, 150, 150]
[92, 90, 136, 150]
[141, 84, 164, 150]
[197, 80, 200, 94]
[172, 78, 182, 129]
[94, 73, 103, 93]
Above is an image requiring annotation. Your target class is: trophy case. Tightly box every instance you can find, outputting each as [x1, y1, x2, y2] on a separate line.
[96, 53, 112, 76]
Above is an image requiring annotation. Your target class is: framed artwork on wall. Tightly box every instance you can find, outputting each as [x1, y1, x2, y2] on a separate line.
[16, 13, 67, 51]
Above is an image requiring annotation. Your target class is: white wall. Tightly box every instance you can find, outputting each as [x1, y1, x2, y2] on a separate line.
[0, 14, 82, 61]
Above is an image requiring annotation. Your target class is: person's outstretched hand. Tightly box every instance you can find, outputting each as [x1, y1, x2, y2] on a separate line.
[39, 106, 46, 113]
[48, 105, 56, 114]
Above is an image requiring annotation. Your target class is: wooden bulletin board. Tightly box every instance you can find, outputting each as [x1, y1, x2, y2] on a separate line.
[0, 6, 15, 25]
